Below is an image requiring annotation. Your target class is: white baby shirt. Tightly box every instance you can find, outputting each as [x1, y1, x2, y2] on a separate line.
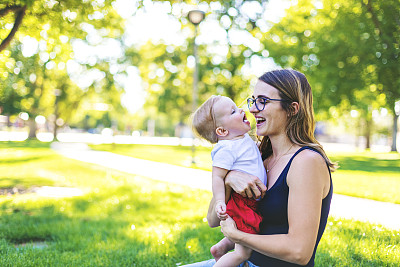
[211, 134, 267, 185]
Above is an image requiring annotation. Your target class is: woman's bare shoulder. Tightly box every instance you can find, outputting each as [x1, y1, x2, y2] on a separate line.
[292, 148, 326, 167]
[288, 148, 330, 192]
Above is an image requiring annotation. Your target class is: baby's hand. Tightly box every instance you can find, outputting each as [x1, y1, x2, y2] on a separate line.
[215, 200, 228, 220]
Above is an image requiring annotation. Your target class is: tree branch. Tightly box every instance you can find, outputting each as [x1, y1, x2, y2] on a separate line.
[0, 5, 25, 17]
[361, 0, 397, 58]
[0, 5, 27, 52]
[361, 0, 383, 37]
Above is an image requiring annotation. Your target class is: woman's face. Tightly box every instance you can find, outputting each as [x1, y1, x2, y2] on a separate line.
[249, 80, 288, 137]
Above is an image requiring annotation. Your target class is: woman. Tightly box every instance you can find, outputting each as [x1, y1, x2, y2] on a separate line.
[185, 69, 336, 267]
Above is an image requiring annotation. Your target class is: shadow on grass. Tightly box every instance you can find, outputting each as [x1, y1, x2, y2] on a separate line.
[0, 184, 212, 266]
[0, 140, 51, 149]
[0, 155, 54, 165]
[0, 177, 54, 189]
[331, 155, 400, 173]
[1, 183, 398, 266]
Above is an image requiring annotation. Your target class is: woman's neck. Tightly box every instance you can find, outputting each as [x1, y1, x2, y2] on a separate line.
[269, 134, 294, 157]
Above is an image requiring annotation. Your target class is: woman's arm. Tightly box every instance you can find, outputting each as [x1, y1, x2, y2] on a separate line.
[207, 196, 220, 227]
[207, 184, 232, 227]
[225, 170, 267, 199]
[221, 151, 329, 265]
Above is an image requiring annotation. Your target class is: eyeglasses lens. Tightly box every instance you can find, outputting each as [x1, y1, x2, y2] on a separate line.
[256, 98, 262, 111]
[247, 98, 265, 111]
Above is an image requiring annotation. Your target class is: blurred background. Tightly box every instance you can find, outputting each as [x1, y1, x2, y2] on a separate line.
[1, 1, 400, 265]
[0, 0, 399, 152]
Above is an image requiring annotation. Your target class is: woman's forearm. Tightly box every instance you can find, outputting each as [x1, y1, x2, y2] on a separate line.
[225, 170, 266, 199]
[235, 230, 312, 265]
[219, 217, 307, 263]
[206, 197, 220, 227]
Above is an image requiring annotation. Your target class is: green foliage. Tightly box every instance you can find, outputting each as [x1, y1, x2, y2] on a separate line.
[1, 0, 124, 44]
[0, 0, 129, 136]
[121, 1, 267, 128]
[255, 0, 399, 149]
[2, 0, 398, 140]
[263, 0, 398, 109]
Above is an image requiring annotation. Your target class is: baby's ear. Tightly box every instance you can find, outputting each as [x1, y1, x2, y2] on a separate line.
[216, 127, 228, 137]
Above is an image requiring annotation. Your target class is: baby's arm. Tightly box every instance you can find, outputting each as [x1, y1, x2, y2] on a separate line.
[212, 166, 229, 220]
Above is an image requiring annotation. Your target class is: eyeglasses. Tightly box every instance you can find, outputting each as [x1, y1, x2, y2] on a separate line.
[247, 97, 291, 111]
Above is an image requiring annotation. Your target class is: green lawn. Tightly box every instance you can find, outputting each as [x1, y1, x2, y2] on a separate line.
[0, 141, 399, 266]
[90, 143, 400, 204]
[329, 151, 400, 204]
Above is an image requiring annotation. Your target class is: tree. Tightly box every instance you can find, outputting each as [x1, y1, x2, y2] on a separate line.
[1, 0, 124, 52]
[256, 0, 399, 150]
[361, 0, 400, 151]
[0, 0, 130, 138]
[121, 1, 268, 133]
[2, 1, 276, 137]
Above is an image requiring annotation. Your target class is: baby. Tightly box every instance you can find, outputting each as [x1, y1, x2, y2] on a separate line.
[192, 95, 267, 267]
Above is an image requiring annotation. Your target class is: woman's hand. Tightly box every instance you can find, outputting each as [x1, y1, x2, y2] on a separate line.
[225, 170, 267, 199]
[220, 216, 240, 243]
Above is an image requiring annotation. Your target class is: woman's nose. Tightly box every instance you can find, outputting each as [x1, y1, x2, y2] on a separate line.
[249, 102, 258, 113]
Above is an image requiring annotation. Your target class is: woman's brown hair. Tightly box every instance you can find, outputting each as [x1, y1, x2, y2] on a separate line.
[258, 69, 337, 171]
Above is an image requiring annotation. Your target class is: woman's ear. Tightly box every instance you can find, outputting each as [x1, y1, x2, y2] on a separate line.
[289, 102, 299, 116]
[216, 127, 228, 137]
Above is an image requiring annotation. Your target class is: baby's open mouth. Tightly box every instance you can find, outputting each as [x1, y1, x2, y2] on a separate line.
[243, 114, 249, 123]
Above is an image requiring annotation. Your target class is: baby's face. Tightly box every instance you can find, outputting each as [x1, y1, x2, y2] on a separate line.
[214, 96, 251, 138]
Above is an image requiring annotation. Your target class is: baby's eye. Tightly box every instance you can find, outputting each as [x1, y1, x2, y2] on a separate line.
[231, 109, 236, 114]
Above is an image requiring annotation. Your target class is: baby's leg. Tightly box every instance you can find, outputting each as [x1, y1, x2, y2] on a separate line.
[210, 237, 234, 262]
[214, 243, 252, 267]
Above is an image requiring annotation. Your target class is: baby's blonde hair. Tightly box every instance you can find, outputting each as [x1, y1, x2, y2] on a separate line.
[192, 95, 222, 144]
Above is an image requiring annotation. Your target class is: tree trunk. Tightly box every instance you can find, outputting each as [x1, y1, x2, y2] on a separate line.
[53, 93, 59, 141]
[6, 114, 11, 127]
[53, 122, 58, 141]
[365, 117, 372, 149]
[27, 118, 37, 139]
[391, 113, 399, 152]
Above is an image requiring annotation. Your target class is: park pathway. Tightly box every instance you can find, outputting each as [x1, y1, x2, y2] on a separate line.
[51, 142, 400, 231]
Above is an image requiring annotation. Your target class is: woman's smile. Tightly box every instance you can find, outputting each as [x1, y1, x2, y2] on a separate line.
[255, 115, 266, 127]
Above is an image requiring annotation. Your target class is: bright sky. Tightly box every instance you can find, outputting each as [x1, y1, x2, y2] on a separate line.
[21, 0, 292, 114]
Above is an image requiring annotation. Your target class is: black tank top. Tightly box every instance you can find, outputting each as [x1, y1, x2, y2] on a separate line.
[249, 146, 333, 267]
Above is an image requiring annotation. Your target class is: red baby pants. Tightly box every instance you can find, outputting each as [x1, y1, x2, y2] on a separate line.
[226, 191, 262, 234]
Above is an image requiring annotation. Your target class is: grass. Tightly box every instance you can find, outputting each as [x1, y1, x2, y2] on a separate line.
[90, 143, 400, 204]
[329, 151, 400, 204]
[0, 141, 399, 266]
